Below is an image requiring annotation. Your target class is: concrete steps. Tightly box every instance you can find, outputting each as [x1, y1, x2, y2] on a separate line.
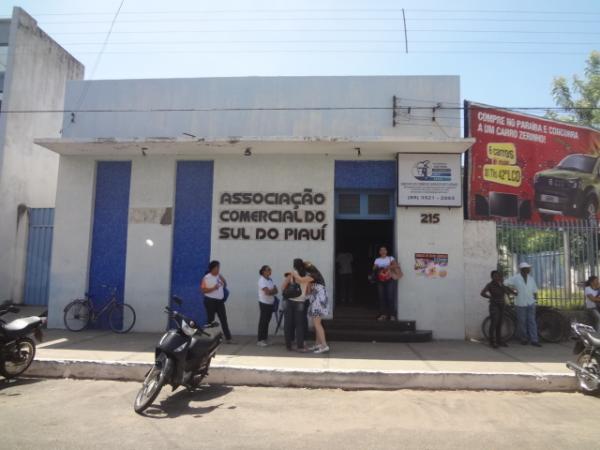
[322, 316, 432, 343]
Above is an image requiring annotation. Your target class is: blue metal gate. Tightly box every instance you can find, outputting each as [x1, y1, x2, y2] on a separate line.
[23, 208, 54, 306]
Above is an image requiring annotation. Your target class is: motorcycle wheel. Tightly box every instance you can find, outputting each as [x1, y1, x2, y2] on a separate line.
[0, 337, 36, 379]
[134, 356, 172, 414]
[576, 352, 600, 395]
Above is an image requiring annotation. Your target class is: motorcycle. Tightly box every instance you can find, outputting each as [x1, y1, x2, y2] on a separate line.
[0, 300, 47, 379]
[566, 321, 600, 395]
[134, 295, 223, 414]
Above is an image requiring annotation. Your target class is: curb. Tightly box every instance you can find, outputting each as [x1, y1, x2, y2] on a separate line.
[28, 358, 578, 392]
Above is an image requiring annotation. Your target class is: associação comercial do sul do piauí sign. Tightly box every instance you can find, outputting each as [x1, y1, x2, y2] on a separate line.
[217, 189, 328, 241]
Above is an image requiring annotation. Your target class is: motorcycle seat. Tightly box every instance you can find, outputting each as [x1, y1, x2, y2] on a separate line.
[585, 331, 600, 348]
[1, 317, 42, 337]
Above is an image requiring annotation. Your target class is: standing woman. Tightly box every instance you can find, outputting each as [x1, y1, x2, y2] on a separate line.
[373, 246, 396, 321]
[200, 260, 234, 344]
[292, 261, 330, 354]
[257, 265, 278, 347]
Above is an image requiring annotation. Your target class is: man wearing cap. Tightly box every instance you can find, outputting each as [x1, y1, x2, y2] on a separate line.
[506, 262, 541, 347]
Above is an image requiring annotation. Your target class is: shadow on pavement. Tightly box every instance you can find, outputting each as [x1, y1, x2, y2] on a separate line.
[142, 384, 234, 419]
[0, 377, 44, 393]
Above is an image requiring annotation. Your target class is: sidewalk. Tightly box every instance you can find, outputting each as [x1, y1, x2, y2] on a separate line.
[27, 329, 578, 392]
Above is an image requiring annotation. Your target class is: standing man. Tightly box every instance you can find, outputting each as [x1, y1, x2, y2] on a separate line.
[506, 262, 541, 347]
[336, 251, 354, 304]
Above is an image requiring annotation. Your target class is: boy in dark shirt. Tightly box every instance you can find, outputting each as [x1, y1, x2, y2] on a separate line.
[481, 270, 517, 348]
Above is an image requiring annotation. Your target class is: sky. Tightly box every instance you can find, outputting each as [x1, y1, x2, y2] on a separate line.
[1, 0, 599, 118]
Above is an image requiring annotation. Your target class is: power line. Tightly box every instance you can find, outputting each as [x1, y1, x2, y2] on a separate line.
[45, 28, 600, 36]
[72, 0, 125, 121]
[10, 49, 592, 56]
[26, 8, 600, 16]
[0, 105, 598, 114]
[36, 17, 600, 24]
[50, 40, 600, 46]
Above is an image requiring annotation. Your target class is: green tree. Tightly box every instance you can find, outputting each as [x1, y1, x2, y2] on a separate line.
[548, 50, 600, 128]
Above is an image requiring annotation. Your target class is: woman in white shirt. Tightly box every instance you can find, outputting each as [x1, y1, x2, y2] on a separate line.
[257, 265, 278, 347]
[584, 275, 600, 332]
[200, 260, 233, 343]
[373, 246, 396, 321]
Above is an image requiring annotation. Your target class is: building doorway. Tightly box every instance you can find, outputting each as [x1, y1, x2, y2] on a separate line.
[334, 190, 395, 318]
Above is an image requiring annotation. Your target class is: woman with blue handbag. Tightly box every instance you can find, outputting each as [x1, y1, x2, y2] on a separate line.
[200, 260, 235, 344]
[257, 265, 278, 347]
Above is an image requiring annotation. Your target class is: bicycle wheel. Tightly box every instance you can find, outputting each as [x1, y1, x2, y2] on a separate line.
[108, 303, 136, 333]
[63, 300, 91, 331]
[537, 310, 565, 343]
[481, 312, 516, 343]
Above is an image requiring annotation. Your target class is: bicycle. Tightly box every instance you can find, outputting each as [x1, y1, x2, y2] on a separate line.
[481, 301, 568, 344]
[63, 285, 136, 333]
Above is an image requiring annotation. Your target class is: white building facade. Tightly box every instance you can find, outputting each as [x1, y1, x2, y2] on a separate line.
[39, 75, 479, 339]
[0, 8, 84, 304]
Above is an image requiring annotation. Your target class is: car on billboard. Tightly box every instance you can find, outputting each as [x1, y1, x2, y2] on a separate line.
[533, 153, 600, 222]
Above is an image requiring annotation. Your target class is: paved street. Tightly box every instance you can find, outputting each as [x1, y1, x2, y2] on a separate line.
[1, 378, 598, 450]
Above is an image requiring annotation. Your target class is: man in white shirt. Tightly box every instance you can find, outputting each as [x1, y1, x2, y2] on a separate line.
[505, 262, 541, 347]
[336, 251, 354, 304]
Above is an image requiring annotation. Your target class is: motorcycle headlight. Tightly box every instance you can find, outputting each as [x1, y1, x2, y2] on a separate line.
[181, 320, 197, 337]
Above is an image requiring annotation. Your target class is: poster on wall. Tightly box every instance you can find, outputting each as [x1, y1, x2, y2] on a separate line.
[414, 253, 449, 278]
[397, 153, 462, 207]
[466, 101, 600, 222]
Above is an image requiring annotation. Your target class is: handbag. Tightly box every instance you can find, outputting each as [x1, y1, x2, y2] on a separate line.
[282, 282, 302, 299]
[377, 268, 392, 282]
[223, 287, 230, 302]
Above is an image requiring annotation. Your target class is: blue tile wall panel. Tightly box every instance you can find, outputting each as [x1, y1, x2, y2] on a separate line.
[170, 161, 214, 325]
[24, 208, 54, 306]
[334, 161, 396, 190]
[88, 161, 131, 329]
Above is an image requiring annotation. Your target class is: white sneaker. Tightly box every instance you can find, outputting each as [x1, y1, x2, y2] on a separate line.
[307, 344, 320, 351]
[313, 345, 330, 354]
[256, 340, 268, 347]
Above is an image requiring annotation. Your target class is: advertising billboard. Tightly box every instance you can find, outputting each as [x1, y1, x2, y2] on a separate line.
[466, 102, 600, 222]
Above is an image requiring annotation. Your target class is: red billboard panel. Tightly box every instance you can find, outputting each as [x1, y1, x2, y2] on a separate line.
[466, 102, 600, 222]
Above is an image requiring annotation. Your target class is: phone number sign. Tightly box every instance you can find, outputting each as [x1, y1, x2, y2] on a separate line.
[397, 153, 462, 207]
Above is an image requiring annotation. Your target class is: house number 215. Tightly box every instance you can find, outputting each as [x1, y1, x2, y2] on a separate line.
[420, 213, 440, 224]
